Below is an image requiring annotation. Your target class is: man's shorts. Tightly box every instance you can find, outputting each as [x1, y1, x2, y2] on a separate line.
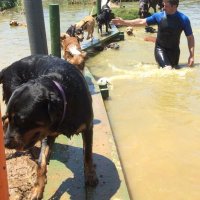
[154, 44, 180, 68]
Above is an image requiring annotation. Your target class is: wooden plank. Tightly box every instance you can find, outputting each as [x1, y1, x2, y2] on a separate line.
[81, 24, 122, 51]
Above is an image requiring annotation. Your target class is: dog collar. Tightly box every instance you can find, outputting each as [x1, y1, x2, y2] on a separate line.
[53, 81, 67, 126]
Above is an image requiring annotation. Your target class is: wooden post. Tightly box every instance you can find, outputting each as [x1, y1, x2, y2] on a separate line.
[49, 4, 61, 58]
[24, 0, 48, 55]
[97, 0, 101, 15]
[0, 108, 9, 200]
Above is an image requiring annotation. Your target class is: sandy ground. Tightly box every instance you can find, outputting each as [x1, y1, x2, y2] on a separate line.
[5, 145, 40, 200]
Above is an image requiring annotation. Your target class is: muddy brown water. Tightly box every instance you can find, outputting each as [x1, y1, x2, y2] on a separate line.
[1, 1, 200, 199]
[87, 1, 200, 200]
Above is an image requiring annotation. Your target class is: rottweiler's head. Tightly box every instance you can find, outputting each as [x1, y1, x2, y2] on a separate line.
[138, 2, 150, 19]
[3, 81, 60, 151]
[66, 25, 84, 42]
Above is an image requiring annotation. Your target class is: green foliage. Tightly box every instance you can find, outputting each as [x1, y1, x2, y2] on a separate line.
[112, 7, 139, 20]
[0, 0, 19, 11]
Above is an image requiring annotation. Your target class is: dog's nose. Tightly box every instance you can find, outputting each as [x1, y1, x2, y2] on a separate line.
[4, 135, 18, 149]
[5, 136, 13, 148]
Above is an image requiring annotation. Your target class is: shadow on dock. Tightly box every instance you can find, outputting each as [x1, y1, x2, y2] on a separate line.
[47, 144, 121, 200]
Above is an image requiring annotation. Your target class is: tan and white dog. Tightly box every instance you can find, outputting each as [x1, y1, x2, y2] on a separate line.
[75, 15, 95, 40]
[60, 33, 87, 72]
[9, 20, 27, 27]
[126, 26, 135, 36]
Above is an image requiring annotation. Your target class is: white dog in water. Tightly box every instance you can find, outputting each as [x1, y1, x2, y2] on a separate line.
[97, 77, 111, 86]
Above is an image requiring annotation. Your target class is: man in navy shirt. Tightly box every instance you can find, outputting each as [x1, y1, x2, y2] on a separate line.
[112, 0, 195, 69]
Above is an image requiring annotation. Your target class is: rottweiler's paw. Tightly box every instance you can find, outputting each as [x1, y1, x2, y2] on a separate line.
[31, 180, 45, 200]
[31, 188, 43, 200]
[31, 165, 47, 199]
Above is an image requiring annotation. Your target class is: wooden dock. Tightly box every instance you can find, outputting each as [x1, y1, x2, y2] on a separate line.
[81, 24, 124, 51]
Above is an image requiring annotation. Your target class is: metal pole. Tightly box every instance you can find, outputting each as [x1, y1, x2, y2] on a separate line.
[24, 0, 48, 55]
[0, 108, 9, 200]
[49, 4, 61, 58]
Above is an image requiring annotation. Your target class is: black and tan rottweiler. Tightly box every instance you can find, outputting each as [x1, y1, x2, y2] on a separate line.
[96, 3, 112, 36]
[138, 0, 163, 18]
[0, 55, 98, 199]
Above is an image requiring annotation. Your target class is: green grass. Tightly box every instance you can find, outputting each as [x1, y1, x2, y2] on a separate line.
[112, 7, 139, 20]
[91, 0, 140, 20]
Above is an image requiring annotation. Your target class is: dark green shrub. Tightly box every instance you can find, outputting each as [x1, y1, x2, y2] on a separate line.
[0, 0, 19, 11]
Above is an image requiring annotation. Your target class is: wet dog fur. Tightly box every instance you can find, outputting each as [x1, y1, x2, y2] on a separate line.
[126, 26, 135, 36]
[76, 15, 95, 40]
[149, 0, 163, 13]
[96, 4, 112, 36]
[9, 20, 27, 27]
[138, 0, 163, 18]
[67, 15, 95, 41]
[138, 0, 151, 18]
[60, 33, 87, 72]
[66, 25, 85, 42]
[0, 55, 98, 199]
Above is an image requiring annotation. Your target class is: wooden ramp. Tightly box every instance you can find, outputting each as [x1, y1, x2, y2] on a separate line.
[43, 68, 130, 200]
[81, 24, 124, 51]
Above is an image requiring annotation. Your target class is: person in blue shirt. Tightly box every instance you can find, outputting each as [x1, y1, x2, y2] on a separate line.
[112, 0, 195, 69]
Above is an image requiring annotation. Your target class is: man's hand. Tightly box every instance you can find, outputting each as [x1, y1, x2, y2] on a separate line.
[112, 18, 123, 26]
[188, 55, 194, 67]
[186, 35, 195, 67]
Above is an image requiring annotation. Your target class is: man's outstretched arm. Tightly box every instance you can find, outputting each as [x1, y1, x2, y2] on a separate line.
[112, 18, 147, 27]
